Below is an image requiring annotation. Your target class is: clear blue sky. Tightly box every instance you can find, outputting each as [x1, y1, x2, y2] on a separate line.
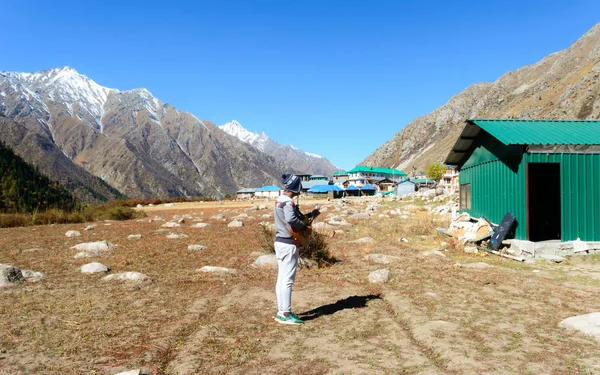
[2, 1, 599, 170]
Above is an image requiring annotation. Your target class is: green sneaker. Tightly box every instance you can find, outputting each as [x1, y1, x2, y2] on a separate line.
[274, 313, 304, 325]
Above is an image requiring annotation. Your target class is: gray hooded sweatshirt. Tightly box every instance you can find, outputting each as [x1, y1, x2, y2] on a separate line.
[274, 195, 307, 244]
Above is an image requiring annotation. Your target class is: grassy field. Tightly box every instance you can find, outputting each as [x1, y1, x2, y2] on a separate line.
[1, 197, 599, 374]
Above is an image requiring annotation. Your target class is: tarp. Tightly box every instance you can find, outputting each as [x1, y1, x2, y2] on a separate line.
[345, 185, 359, 191]
[307, 184, 342, 193]
[360, 184, 376, 191]
[256, 185, 281, 191]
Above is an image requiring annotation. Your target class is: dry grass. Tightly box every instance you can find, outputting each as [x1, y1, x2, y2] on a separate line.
[1, 197, 600, 374]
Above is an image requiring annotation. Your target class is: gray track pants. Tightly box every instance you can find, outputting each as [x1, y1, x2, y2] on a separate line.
[274, 242, 299, 314]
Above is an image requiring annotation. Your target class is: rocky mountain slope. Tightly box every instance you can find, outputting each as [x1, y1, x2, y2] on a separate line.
[220, 120, 340, 176]
[0, 67, 290, 199]
[362, 23, 600, 173]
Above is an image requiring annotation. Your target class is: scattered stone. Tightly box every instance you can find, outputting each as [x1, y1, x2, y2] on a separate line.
[167, 232, 189, 239]
[252, 254, 278, 268]
[422, 250, 446, 258]
[161, 222, 181, 228]
[0, 264, 25, 287]
[400, 215, 409, 219]
[328, 219, 351, 227]
[378, 214, 390, 219]
[81, 262, 109, 274]
[460, 262, 492, 270]
[352, 237, 375, 244]
[128, 234, 142, 240]
[398, 237, 409, 243]
[112, 368, 152, 375]
[103, 272, 151, 282]
[463, 246, 479, 254]
[245, 206, 258, 212]
[72, 241, 115, 252]
[440, 241, 449, 248]
[540, 255, 567, 263]
[211, 214, 226, 220]
[197, 266, 239, 275]
[368, 269, 392, 283]
[228, 219, 244, 228]
[150, 216, 164, 222]
[364, 254, 400, 264]
[532, 269, 541, 273]
[136, 204, 143, 208]
[176, 218, 185, 224]
[164, 203, 175, 207]
[21, 270, 46, 282]
[65, 230, 81, 237]
[351, 213, 370, 219]
[191, 223, 211, 228]
[258, 204, 267, 210]
[74, 251, 99, 259]
[84, 225, 96, 231]
[261, 214, 272, 219]
[22, 247, 44, 253]
[559, 313, 600, 342]
[188, 244, 208, 251]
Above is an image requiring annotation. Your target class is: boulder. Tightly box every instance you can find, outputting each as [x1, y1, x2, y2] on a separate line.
[103, 272, 151, 282]
[65, 230, 81, 237]
[559, 312, 600, 342]
[81, 262, 109, 274]
[252, 254, 278, 268]
[72, 241, 115, 252]
[368, 269, 392, 283]
[188, 244, 208, 251]
[0, 264, 25, 287]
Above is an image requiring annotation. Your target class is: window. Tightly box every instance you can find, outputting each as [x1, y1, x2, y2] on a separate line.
[459, 184, 471, 210]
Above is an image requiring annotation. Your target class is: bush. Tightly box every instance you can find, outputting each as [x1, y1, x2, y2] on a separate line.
[260, 224, 335, 267]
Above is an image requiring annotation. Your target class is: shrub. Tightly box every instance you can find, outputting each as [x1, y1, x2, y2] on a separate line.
[260, 224, 335, 267]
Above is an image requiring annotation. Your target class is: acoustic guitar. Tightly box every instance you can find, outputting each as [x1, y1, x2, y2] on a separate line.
[289, 203, 320, 246]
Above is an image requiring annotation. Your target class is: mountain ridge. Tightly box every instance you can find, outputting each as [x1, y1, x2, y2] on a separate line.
[362, 23, 600, 173]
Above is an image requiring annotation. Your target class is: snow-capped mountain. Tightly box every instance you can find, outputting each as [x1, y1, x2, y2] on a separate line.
[0, 67, 287, 200]
[219, 120, 339, 176]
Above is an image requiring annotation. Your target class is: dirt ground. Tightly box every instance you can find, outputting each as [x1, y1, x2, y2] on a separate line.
[1, 197, 600, 374]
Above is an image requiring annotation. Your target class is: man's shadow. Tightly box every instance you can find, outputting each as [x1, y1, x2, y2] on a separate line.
[298, 294, 381, 321]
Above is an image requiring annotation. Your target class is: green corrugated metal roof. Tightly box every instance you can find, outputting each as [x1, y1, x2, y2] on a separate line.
[347, 165, 406, 175]
[445, 119, 600, 166]
[472, 119, 600, 145]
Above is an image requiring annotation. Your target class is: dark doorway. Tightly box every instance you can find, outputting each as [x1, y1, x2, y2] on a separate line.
[527, 163, 561, 241]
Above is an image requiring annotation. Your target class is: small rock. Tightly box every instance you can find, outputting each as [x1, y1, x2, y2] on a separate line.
[161, 222, 181, 228]
[197, 266, 238, 275]
[351, 237, 375, 244]
[128, 234, 142, 240]
[84, 225, 96, 231]
[21, 270, 46, 282]
[103, 272, 151, 282]
[237, 213, 249, 218]
[298, 257, 318, 269]
[150, 216, 164, 222]
[258, 204, 267, 210]
[252, 254, 278, 268]
[228, 220, 244, 228]
[368, 269, 392, 283]
[398, 237, 409, 243]
[211, 214, 226, 220]
[365, 254, 399, 264]
[81, 262, 109, 274]
[72, 241, 115, 253]
[65, 230, 81, 237]
[460, 262, 491, 270]
[188, 244, 208, 251]
[167, 232, 189, 239]
[0, 264, 25, 287]
[351, 213, 369, 219]
[463, 246, 479, 254]
[191, 223, 211, 228]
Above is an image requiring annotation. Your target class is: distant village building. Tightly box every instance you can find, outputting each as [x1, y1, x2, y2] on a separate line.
[346, 166, 406, 189]
[446, 119, 600, 242]
[396, 179, 417, 196]
[254, 185, 282, 199]
[236, 188, 256, 200]
[439, 166, 459, 193]
[300, 175, 330, 192]
[332, 171, 348, 185]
